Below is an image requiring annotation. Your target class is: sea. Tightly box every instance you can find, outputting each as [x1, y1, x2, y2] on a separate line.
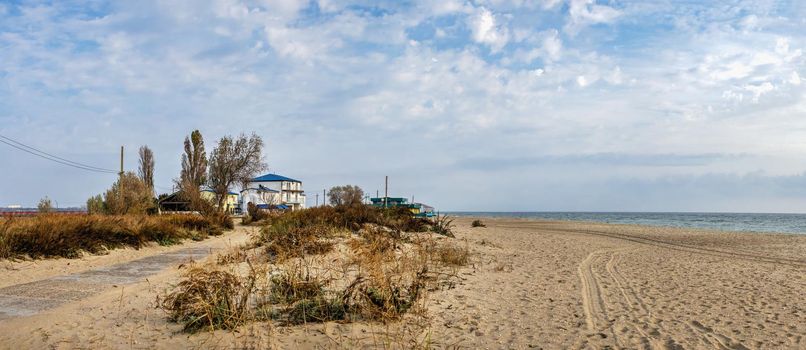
[448, 212, 806, 235]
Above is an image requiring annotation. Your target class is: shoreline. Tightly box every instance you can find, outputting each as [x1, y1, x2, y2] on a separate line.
[448, 211, 806, 236]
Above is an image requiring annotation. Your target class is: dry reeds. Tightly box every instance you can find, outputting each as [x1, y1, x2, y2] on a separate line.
[161, 263, 257, 332]
[0, 214, 230, 260]
[161, 204, 468, 336]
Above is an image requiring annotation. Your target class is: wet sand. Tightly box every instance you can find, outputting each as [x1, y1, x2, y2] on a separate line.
[0, 218, 804, 349]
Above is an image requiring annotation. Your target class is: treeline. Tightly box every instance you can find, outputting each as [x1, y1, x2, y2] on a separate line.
[84, 130, 266, 219]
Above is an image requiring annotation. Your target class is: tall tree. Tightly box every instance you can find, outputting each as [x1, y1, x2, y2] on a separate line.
[179, 130, 207, 189]
[208, 133, 267, 211]
[138, 145, 155, 192]
[328, 185, 364, 206]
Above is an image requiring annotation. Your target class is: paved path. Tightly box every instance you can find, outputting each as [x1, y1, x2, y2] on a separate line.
[0, 246, 216, 320]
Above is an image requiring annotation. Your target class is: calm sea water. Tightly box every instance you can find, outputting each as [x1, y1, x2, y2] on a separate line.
[448, 212, 806, 235]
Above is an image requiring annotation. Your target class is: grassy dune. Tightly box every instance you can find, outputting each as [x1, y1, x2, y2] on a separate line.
[0, 214, 232, 259]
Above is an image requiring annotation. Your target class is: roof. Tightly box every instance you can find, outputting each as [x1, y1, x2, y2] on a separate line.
[256, 204, 289, 210]
[201, 189, 239, 196]
[241, 185, 279, 193]
[252, 173, 301, 183]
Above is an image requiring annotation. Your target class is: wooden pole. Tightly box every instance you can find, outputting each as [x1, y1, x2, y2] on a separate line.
[119, 146, 124, 202]
[384, 176, 388, 208]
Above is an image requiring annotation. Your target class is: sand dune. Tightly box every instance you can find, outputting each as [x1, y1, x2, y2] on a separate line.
[0, 218, 804, 349]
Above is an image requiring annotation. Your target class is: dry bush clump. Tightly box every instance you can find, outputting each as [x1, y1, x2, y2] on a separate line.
[162, 263, 258, 332]
[259, 221, 335, 260]
[270, 270, 327, 304]
[471, 219, 486, 228]
[162, 204, 467, 336]
[433, 241, 470, 267]
[0, 214, 231, 260]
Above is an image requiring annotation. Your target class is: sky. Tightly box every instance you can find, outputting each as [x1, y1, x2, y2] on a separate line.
[1, 0, 806, 212]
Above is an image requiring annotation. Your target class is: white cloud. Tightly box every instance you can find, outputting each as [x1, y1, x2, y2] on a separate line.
[576, 75, 588, 87]
[468, 7, 509, 52]
[789, 71, 801, 85]
[565, 0, 620, 35]
[744, 81, 775, 103]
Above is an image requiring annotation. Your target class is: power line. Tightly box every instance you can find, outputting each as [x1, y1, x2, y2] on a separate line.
[0, 134, 118, 174]
[0, 134, 117, 172]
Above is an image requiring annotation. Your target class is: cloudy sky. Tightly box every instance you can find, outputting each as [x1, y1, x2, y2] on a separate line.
[1, 0, 806, 212]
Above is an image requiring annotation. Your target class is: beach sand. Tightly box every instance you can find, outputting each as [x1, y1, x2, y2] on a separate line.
[0, 217, 804, 349]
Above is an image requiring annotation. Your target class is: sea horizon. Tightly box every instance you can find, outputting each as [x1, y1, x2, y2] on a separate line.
[448, 211, 806, 235]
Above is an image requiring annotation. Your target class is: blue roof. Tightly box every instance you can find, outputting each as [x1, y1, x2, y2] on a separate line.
[201, 189, 239, 196]
[256, 204, 289, 210]
[241, 185, 279, 193]
[252, 173, 301, 183]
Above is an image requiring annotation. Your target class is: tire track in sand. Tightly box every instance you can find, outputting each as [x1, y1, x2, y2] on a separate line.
[605, 249, 685, 349]
[578, 250, 609, 332]
[603, 249, 748, 350]
[517, 226, 806, 268]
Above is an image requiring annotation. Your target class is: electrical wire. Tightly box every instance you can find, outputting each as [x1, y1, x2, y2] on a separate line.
[0, 134, 119, 174]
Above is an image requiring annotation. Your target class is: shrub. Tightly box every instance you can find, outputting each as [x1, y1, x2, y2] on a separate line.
[162, 264, 256, 332]
[270, 271, 326, 304]
[431, 214, 454, 237]
[246, 202, 269, 224]
[471, 219, 486, 228]
[284, 296, 347, 324]
[38, 197, 53, 213]
[259, 221, 334, 260]
[434, 242, 470, 266]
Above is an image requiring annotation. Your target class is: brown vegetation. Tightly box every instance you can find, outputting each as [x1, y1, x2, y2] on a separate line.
[0, 214, 229, 259]
[161, 204, 469, 334]
[471, 219, 486, 228]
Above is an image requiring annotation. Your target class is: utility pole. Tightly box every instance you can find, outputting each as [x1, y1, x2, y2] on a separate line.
[119, 146, 124, 201]
[384, 175, 388, 208]
[323, 189, 326, 206]
[315, 193, 319, 207]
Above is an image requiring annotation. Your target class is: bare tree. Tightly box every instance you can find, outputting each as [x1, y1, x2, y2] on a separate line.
[138, 145, 155, 192]
[179, 130, 207, 189]
[208, 133, 267, 211]
[328, 185, 364, 206]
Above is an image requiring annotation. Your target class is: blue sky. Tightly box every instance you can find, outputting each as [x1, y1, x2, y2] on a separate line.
[1, 0, 806, 212]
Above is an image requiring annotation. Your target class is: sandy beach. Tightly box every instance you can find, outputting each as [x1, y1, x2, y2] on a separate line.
[1, 217, 804, 349]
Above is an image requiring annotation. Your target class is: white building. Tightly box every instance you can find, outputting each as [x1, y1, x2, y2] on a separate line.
[240, 173, 306, 212]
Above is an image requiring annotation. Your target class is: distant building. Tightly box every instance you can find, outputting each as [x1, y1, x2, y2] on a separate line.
[158, 188, 239, 214]
[241, 173, 306, 212]
[201, 189, 239, 214]
[370, 197, 435, 217]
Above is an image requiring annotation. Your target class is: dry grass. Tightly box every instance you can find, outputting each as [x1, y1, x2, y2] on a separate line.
[161, 262, 259, 333]
[433, 241, 470, 267]
[471, 219, 486, 228]
[161, 205, 470, 338]
[0, 214, 230, 260]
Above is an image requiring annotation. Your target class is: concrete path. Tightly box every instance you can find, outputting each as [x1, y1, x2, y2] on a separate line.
[0, 246, 216, 320]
